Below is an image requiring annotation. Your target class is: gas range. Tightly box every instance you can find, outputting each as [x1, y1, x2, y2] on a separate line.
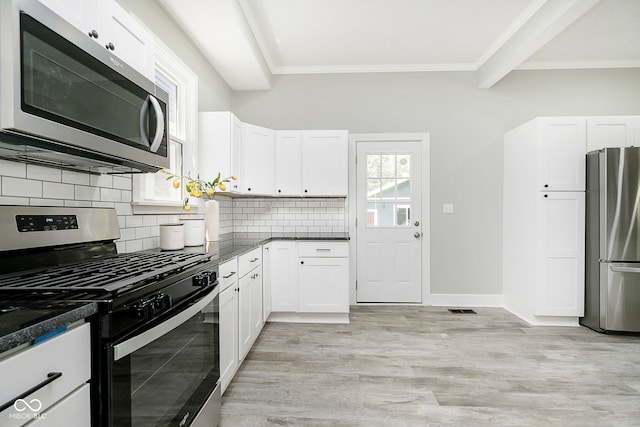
[0, 205, 221, 427]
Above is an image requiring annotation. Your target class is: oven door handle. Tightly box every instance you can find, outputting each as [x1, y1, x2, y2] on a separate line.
[113, 288, 217, 361]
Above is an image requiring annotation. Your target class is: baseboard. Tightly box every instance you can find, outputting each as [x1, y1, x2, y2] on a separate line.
[267, 312, 350, 324]
[429, 294, 504, 308]
[503, 306, 580, 327]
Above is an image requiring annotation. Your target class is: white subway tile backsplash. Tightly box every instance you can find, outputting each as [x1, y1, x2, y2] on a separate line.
[135, 227, 151, 239]
[125, 240, 143, 253]
[112, 176, 132, 190]
[126, 216, 144, 228]
[61, 171, 90, 185]
[27, 165, 62, 182]
[114, 202, 133, 216]
[142, 216, 157, 227]
[92, 201, 115, 208]
[29, 198, 64, 207]
[3, 177, 42, 198]
[64, 200, 91, 207]
[100, 188, 121, 202]
[43, 182, 75, 199]
[90, 174, 113, 188]
[0, 160, 26, 178]
[75, 185, 100, 201]
[121, 190, 132, 203]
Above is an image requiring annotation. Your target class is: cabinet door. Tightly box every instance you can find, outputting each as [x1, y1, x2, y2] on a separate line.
[38, 0, 100, 36]
[199, 112, 242, 192]
[302, 130, 348, 196]
[587, 116, 636, 152]
[29, 384, 91, 427]
[99, 0, 156, 81]
[242, 123, 275, 195]
[219, 284, 238, 394]
[539, 118, 586, 191]
[299, 257, 349, 313]
[536, 192, 585, 316]
[269, 241, 299, 312]
[238, 273, 253, 361]
[262, 245, 272, 320]
[275, 131, 302, 195]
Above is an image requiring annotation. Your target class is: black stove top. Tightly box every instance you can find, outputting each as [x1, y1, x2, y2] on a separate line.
[0, 251, 212, 294]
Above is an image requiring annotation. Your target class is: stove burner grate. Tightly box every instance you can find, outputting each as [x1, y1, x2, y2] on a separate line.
[0, 252, 211, 293]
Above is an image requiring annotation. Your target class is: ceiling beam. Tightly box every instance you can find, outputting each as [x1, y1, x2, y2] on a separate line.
[476, 0, 601, 89]
[158, 0, 272, 90]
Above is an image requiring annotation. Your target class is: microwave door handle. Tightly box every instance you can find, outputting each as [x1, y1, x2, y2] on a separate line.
[148, 95, 165, 153]
[139, 96, 151, 148]
[138, 95, 165, 152]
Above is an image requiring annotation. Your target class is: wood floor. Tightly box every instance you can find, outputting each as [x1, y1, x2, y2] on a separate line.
[220, 305, 640, 426]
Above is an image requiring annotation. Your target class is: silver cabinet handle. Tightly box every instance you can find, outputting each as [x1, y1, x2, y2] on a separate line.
[114, 289, 217, 361]
[0, 372, 63, 413]
[316, 248, 331, 252]
[250, 257, 259, 263]
[610, 266, 640, 274]
[223, 271, 236, 279]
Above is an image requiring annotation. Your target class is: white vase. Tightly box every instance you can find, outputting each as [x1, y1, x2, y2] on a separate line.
[204, 199, 220, 242]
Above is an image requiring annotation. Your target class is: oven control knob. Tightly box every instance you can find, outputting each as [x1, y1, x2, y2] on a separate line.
[154, 293, 171, 311]
[192, 274, 209, 288]
[206, 271, 217, 284]
[131, 299, 155, 320]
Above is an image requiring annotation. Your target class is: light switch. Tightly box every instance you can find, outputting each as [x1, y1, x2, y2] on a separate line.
[443, 203, 454, 214]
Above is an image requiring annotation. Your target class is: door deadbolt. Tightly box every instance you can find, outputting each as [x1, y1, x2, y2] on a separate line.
[414, 221, 420, 227]
[414, 232, 421, 239]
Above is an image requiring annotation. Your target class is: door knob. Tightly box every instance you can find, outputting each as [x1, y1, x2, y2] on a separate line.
[414, 221, 420, 227]
[414, 232, 421, 239]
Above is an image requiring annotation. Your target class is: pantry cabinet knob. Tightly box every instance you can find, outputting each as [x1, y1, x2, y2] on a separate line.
[247, 187, 251, 191]
[300, 261, 304, 265]
[88, 29, 99, 39]
[544, 184, 549, 188]
[304, 189, 308, 193]
[278, 189, 281, 193]
[544, 194, 548, 198]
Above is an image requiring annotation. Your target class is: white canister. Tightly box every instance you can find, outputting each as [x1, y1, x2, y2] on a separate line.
[159, 223, 185, 250]
[183, 219, 205, 246]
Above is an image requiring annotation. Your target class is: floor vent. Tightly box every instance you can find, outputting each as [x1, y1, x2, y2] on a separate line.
[448, 309, 477, 314]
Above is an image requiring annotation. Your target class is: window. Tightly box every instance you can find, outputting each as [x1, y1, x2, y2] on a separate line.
[366, 153, 412, 227]
[133, 39, 198, 212]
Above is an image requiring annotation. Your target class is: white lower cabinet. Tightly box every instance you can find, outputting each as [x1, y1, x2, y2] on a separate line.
[299, 257, 349, 313]
[536, 192, 585, 317]
[269, 241, 350, 323]
[262, 244, 272, 320]
[0, 323, 91, 427]
[218, 257, 239, 394]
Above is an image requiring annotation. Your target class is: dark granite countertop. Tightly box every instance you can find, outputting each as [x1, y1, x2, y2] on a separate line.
[0, 302, 97, 354]
[178, 232, 350, 264]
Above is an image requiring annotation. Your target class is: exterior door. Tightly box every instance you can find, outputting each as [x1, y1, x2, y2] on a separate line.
[356, 141, 422, 302]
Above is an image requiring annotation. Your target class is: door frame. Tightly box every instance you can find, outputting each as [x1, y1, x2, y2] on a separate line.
[348, 133, 431, 306]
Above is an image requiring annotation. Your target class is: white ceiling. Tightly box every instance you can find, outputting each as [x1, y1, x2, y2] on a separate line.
[158, 0, 640, 90]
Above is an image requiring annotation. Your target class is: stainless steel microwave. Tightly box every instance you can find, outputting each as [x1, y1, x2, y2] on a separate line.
[0, 0, 169, 173]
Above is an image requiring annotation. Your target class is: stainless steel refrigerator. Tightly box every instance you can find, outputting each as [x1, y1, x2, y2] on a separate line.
[582, 147, 640, 333]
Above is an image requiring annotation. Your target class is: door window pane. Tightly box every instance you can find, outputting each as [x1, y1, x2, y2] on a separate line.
[365, 152, 412, 228]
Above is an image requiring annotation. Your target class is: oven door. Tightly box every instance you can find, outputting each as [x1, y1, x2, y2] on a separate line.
[109, 288, 219, 427]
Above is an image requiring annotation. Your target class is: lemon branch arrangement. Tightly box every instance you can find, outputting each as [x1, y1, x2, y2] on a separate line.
[161, 170, 236, 211]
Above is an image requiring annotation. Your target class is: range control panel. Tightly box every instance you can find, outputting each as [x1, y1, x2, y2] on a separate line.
[16, 214, 79, 232]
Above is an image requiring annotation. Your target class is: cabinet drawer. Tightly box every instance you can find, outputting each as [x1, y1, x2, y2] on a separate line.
[239, 248, 262, 276]
[298, 241, 348, 257]
[219, 258, 238, 292]
[29, 383, 90, 427]
[0, 323, 91, 427]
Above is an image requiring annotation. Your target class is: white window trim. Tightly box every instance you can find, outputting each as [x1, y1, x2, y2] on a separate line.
[132, 37, 199, 215]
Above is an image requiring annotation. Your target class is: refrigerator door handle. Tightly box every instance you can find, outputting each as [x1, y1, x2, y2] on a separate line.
[610, 266, 640, 274]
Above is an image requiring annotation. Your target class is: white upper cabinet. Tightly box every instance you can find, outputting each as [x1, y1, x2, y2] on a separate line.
[275, 131, 303, 196]
[586, 116, 637, 152]
[302, 131, 348, 196]
[242, 123, 276, 195]
[38, 0, 155, 81]
[538, 117, 586, 192]
[100, 1, 156, 81]
[199, 112, 242, 192]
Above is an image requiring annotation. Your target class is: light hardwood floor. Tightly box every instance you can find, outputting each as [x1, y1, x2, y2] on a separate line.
[221, 305, 640, 426]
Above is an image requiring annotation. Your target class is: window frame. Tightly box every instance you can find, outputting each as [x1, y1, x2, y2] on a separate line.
[132, 38, 199, 214]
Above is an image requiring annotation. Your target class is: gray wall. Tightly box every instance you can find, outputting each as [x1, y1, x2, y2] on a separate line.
[117, 0, 231, 111]
[232, 68, 640, 296]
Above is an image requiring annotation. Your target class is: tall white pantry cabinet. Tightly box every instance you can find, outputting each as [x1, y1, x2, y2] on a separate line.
[503, 117, 586, 326]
